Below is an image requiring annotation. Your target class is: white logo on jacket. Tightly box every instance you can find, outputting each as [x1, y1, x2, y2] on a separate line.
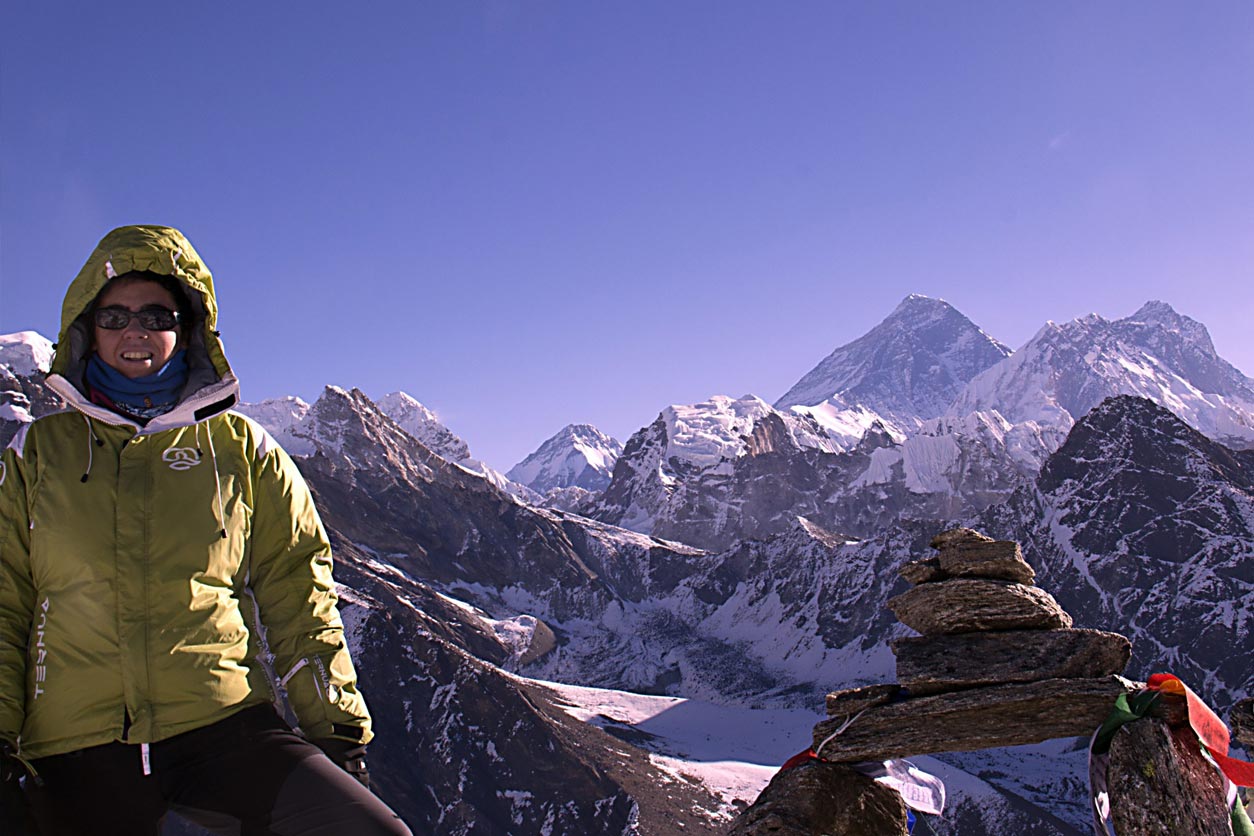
[33, 597, 50, 699]
[163, 447, 201, 471]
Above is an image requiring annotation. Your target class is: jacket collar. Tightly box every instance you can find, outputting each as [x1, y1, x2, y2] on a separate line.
[47, 372, 240, 434]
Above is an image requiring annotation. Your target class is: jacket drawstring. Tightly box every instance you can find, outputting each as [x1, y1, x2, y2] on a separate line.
[9, 748, 43, 788]
[200, 423, 228, 539]
[81, 416, 103, 483]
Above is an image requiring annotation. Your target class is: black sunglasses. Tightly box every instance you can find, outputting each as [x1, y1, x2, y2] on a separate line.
[94, 306, 181, 332]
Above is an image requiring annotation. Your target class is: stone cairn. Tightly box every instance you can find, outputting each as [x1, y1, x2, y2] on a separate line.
[733, 528, 1247, 835]
[812, 528, 1134, 762]
[730, 528, 1137, 836]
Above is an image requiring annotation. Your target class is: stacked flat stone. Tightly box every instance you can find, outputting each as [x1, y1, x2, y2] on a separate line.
[812, 528, 1134, 763]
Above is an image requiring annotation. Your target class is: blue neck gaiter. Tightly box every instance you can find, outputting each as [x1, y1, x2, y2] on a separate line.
[85, 350, 189, 416]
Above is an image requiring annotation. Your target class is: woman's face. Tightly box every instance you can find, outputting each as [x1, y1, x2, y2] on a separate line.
[92, 279, 183, 379]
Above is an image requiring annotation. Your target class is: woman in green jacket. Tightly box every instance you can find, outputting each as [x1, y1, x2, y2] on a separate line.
[0, 226, 411, 835]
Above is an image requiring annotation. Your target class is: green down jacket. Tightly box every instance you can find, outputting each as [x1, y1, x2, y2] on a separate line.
[0, 226, 372, 759]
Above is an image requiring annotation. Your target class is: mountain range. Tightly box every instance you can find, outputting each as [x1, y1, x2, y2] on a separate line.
[3, 294, 1251, 835]
[580, 297, 1254, 552]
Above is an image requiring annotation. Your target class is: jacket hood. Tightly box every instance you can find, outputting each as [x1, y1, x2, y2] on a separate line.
[47, 225, 239, 428]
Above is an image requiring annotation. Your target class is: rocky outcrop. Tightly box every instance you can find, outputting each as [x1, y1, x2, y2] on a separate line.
[1106, 717, 1236, 835]
[726, 760, 909, 836]
[1232, 698, 1254, 749]
[929, 533, 1036, 583]
[981, 395, 1254, 709]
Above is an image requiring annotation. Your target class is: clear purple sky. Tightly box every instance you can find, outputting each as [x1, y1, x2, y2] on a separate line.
[3, 3, 1252, 470]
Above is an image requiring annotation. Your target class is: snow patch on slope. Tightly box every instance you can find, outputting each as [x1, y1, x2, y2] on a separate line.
[787, 399, 901, 449]
[662, 394, 841, 469]
[236, 396, 314, 456]
[536, 678, 821, 809]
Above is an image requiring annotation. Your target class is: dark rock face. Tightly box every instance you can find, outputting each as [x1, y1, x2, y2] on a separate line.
[1232, 698, 1254, 748]
[982, 395, 1254, 705]
[295, 387, 702, 621]
[352, 613, 637, 835]
[811, 677, 1135, 763]
[322, 541, 725, 834]
[887, 579, 1072, 635]
[0, 366, 63, 448]
[582, 415, 672, 529]
[892, 629, 1131, 695]
[727, 760, 909, 836]
[1107, 718, 1234, 835]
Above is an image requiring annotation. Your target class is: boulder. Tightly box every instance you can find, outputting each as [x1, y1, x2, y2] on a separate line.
[727, 759, 909, 836]
[892, 628, 1131, 695]
[811, 676, 1136, 762]
[1107, 717, 1234, 835]
[887, 578, 1072, 635]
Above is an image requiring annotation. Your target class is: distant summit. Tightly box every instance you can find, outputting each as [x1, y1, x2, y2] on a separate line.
[507, 423, 623, 493]
[0, 331, 54, 377]
[948, 301, 1254, 448]
[774, 295, 1011, 428]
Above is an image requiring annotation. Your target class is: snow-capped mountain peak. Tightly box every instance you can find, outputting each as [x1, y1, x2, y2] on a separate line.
[235, 396, 314, 455]
[1126, 299, 1210, 344]
[0, 331, 54, 376]
[376, 391, 472, 463]
[1, 331, 62, 440]
[774, 294, 1012, 428]
[949, 300, 1254, 449]
[372, 391, 539, 500]
[507, 423, 624, 493]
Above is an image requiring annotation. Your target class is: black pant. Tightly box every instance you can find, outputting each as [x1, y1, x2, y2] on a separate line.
[23, 705, 413, 836]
